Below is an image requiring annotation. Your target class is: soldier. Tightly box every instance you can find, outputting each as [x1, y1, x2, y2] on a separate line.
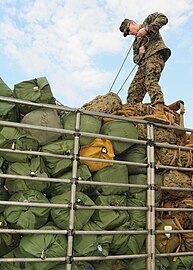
[120, 12, 171, 124]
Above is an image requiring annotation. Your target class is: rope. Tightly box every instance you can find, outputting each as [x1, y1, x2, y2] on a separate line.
[108, 40, 134, 93]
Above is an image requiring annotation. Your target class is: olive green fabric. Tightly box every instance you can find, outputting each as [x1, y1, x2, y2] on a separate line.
[100, 120, 138, 155]
[41, 139, 75, 177]
[127, 247, 171, 269]
[110, 221, 146, 255]
[128, 173, 162, 204]
[0, 186, 9, 213]
[0, 127, 39, 163]
[13, 77, 55, 114]
[19, 223, 67, 270]
[0, 78, 19, 125]
[62, 112, 102, 145]
[92, 164, 129, 195]
[73, 222, 113, 257]
[0, 215, 20, 257]
[126, 198, 146, 228]
[155, 219, 180, 253]
[117, 144, 148, 175]
[46, 164, 92, 197]
[172, 256, 193, 269]
[21, 108, 63, 145]
[5, 157, 50, 195]
[91, 194, 129, 229]
[1, 248, 33, 270]
[4, 190, 50, 229]
[50, 262, 95, 270]
[50, 191, 95, 229]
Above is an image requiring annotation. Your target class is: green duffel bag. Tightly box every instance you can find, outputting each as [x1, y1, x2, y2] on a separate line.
[41, 139, 75, 177]
[92, 164, 129, 195]
[110, 221, 146, 255]
[0, 78, 19, 125]
[5, 157, 50, 195]
[13, 77, 56, 114]
[128, 174, 163, 204]
[19, 222, 67, 270]
[50, 261, 95, 270]
[117, 144, 148, 175]
[21, 108, 63, 145]
[50, 191, 95, 229]
[126, 198, 146, 228]
[171, 256, 193, 269]
[0, 127, 39, 163]
[73, 221, 113, 257]
[127, 246, 171, 270]
[62, 112, 102, 146]
[46, 164, 92, 197]
[1, 247, 33, 270]
[92, 259, 127, 270]
[0, 185, 9, 213]
[0, 215, 20, 257]
[4, 190, 50, 229]
[100, 120, 138, 155]
[91, 194, 129, 230]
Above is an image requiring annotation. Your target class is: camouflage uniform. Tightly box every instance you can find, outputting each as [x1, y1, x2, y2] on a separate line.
[127, 12, 171, 105]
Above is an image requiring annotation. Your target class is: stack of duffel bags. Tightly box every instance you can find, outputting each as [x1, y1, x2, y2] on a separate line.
[0, 76, 189, 269]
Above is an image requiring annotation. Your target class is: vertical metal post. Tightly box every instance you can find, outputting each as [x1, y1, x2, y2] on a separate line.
[66, 111, 81, 270]
[146, 123, 156, 270]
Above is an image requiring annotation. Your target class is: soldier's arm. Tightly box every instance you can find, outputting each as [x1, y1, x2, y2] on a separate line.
[144, 12, 168, 35]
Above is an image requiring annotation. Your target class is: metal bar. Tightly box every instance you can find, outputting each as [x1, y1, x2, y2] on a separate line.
[66, 111, 81, 270]
[146, 123, 156, 270]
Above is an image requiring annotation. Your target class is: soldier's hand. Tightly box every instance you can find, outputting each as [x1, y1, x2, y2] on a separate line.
[139, 45, 145, 58]
[137, 28, 147, 37]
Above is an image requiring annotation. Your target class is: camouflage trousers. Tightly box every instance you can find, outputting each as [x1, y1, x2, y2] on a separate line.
[127, 52, 165, 105]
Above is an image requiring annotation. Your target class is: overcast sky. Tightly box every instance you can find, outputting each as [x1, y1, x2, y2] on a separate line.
[0, 0, 193, 127]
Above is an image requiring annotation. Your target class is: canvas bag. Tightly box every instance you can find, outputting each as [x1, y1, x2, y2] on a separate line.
[73, 221, 113, 257]
[82, 92, 122, 114]
[100, 120, 138, 155]
[5, 156, 50, 195]
[91, 194, 129, 230]
[0, 78, 19, 124]
[0, 186, 9, 213]
[62, 112, 102, 146]
[155, 219, 181, 253]
[46, 164, 92, 197]
[21, 108, 63, 145]
[50, 191, 95, 230]
[92, 164, 129, 195]
[110, 221, 146, 255]
[0, 215, 20, 257]
[2, 247, 33, 270]
[19, 222, 67, 270]
[41, 139, 75, 177]
[13, 77, 55, 114]
[0, 126, 39, 163]
[79, 138, 115, 172]
[4, 190, 50, 229]
[128, 174, 163, 204]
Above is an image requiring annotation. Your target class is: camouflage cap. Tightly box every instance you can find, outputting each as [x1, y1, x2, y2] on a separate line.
[119, 18, 131, 35]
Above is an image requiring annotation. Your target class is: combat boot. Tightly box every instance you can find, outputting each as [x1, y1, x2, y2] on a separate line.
[143, 103, 170, 125]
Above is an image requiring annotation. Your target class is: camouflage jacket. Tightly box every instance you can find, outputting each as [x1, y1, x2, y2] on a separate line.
[133, 12, 171, 64]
